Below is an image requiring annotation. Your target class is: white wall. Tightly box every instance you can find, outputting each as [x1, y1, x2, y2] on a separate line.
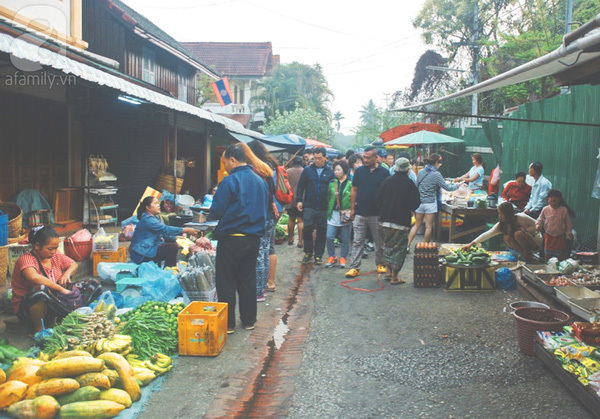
[1, 0, 72, 36]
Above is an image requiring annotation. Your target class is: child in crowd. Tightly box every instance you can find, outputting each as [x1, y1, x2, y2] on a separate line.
[536, 189, 575, 261]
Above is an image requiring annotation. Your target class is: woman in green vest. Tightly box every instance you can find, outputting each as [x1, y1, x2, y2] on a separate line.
[325, 161, 352, 268]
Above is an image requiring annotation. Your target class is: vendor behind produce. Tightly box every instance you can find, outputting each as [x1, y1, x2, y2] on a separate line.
[463, 202, 542, 261]
[130, 196, 200, 267]
[454, 152, 485, 191]
[11, 226, 78, 333]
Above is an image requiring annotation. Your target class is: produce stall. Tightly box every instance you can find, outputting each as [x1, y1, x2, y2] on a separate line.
[514, 259, 600, 417]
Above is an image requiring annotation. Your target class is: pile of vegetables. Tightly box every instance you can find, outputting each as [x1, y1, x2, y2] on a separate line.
[0, 349, 171, 418]
[0, 339, 33, 371]
[275, 224, 287, 240]
[41, 312, 116, 357]
[444, 246, 491, 265]
[118, 302, 184, 359]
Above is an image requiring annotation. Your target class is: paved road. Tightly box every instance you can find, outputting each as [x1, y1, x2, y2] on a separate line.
[143, 241, 593, 418]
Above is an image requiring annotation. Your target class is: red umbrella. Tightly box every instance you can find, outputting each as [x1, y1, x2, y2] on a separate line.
[305, 138, 331, 148]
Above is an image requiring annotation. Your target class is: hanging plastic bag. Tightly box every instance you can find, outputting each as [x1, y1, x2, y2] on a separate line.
[495, 267, 515, 290]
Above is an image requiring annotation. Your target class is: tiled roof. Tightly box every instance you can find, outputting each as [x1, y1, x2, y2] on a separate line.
[104, 0, 215, 72]
[182, 42, 276, 77]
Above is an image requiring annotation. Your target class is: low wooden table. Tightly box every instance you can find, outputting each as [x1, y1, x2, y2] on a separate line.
[440, 204, 498, 243]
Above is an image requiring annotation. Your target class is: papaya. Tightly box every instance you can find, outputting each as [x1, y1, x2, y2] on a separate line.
[52, 351, 94, 361]
[56, 386, 101, 405]
[37, 357, 104, 379]
[75, 373, 111, 390]
[97, 353, 140, 402]
[98, 388, 132, 408]
[7, 395, 60, 419]
[100, 370, 118, 388]
[58, 400, 125, 418]
[6, 359, 44, 377]
[35, 378, 79, 397]
[24, 384, 39, 400]
[0, 380, 28, 409]
[0, 369, 5, 384]
[7, 364, 43, 387]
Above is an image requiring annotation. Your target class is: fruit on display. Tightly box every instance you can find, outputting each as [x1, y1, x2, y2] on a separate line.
[444, 246, 491, 265]
[96, 353, 141, 402]
[6, 395, 60, 419]
[57, 400, 125, 418]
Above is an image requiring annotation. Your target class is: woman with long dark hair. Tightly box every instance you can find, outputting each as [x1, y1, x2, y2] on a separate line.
[464, 202, 542, 261]
[130, 196, 199, 267]
[11, 226, 78, 333]
[248, 140, 282, 298]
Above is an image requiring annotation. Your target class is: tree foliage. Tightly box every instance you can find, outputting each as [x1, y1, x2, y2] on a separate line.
[250, 62, 333, 124]
[403, 0, 600, 117]
[195, 73, 217, 106]
[262, 107, 334, 143]
[353, 100, 417, 145]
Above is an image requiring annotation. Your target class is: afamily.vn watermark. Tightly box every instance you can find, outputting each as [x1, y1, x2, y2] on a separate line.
[4, 71, 76, 88]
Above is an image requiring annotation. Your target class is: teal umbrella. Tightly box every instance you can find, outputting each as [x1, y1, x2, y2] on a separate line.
[385, 130, 464, 146]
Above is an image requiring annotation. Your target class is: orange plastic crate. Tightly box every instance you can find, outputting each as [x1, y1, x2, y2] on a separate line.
[92, 247, 127, 276]
[178, 301, 228, 356]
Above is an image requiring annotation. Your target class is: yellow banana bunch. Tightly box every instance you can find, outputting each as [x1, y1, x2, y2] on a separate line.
[142, 353, 173, 375]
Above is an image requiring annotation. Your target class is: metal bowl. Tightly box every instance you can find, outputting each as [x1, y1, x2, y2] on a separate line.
[509, 301, 550, 311]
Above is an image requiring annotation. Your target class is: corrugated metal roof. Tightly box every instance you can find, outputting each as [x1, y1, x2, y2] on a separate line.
[0, 32, 263, 138]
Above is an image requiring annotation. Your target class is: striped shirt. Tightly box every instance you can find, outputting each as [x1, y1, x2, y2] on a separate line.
[11, 252, 74, 314]
[416, 165, 460, 204]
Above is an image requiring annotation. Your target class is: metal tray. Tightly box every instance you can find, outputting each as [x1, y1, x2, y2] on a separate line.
[555, 286, 600, 304]
[570, 299, 600, 322]
[522, 264, 560, 282]
[535, 277, 557, 294]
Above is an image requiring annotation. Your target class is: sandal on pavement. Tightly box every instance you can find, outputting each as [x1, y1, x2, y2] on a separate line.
[390, 279, 406, 285]
[266, 286, 277, 292]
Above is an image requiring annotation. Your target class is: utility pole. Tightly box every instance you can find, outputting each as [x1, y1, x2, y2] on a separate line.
[470, 1, 479, 125]
[562, 0, 574, 94]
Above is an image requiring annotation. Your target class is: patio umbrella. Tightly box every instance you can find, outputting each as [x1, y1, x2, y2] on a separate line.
[385, 130, 464, 146]
[304, 138, 331, 148]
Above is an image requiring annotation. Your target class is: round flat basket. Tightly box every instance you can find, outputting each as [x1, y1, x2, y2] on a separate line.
[513, 307, 570, 355]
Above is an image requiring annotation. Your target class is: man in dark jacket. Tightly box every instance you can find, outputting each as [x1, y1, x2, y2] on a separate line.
[296, 147, 334, 264]
[210, 144, 269, 333]
[376, 158, 421, 284]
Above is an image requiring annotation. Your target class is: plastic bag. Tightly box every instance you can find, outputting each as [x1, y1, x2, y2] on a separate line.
[559, 258, 579, 275]
[97, 262, 139, 282]
[93, 227, 117, 251]
[495, 267, 516, 290]
[69, 228, 92, 242]
[138, 261, 183, 302]
[120, 224, 136, 241]
[93, 290, 117, 319]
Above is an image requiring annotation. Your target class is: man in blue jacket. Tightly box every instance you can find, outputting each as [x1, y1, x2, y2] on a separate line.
[296, 147, 334, 264]
[210, 144, 269, 334]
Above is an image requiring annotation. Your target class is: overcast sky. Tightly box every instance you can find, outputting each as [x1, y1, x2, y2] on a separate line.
[121, 0, 429, 135]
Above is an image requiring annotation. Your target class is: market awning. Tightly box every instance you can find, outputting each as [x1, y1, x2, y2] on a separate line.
[0, 31, 261, 138]
[394, 14, 600, 111]
[304, 138, 331, 148]
[379, 123, 445, 143]
[228, 132, 285, 152]
[260, 134, 306, 152]
[385, 130, 464, 146]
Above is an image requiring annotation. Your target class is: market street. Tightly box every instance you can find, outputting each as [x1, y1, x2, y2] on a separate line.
[141, 241, 594, 418]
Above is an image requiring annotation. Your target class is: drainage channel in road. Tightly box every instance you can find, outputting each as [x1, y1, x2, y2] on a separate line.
[239, 262, 314, 416]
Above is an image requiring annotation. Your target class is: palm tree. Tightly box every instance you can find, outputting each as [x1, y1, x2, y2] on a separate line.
[333, 111, 344, 132]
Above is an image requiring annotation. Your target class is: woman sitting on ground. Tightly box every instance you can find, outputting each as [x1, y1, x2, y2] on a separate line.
[463, 202, 542, 261]
[11, 226, 78, 333]
[130, 196, 199, 267]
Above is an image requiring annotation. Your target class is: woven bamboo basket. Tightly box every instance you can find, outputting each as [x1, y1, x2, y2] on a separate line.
[7, 229, 27, 244]
[0, 202, 23, 237]
[0, 245, 8, 285]
[156, 174, 183, 194]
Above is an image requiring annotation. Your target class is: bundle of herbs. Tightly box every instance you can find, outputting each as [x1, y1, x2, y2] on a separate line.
[42, 311, 116, 356]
